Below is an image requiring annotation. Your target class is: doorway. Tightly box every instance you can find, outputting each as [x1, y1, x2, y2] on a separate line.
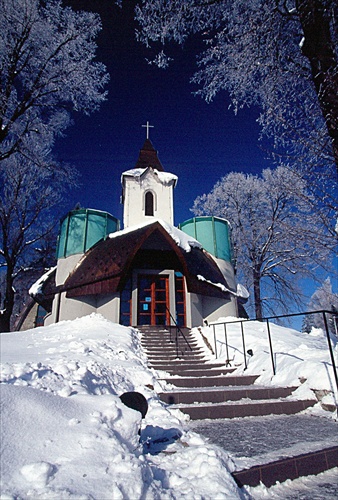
[137, 274, 170, 325]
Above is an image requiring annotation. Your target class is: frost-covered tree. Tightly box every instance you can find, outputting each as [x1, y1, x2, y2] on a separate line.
[0, 153, 77, 332]
[192, 166, 336, 319]
[0, 0, 109, 165]
[0, 0, 109, 331]
[302, 277, 338, 334]
[134, 0, 338, 206]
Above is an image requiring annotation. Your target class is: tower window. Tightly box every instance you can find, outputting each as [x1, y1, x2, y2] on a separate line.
[145, 191, 154, 216]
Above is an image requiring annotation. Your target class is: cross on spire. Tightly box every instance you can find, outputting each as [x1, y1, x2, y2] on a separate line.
[142, 121, 154, 140]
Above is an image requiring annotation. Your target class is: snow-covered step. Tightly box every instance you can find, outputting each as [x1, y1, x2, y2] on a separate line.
[143, 340, 200, 347]
[145, 354, 204, 361]
[159, 385, 298, 404]
[171, 398, 317, 420]
[142, 339, 199, 346]
[148, 362, 228, 371]
[160, 374, 259, 388]
[142, 340, 197, 349]
[157, 367, 236, 377]
[149, 359, 214, 367]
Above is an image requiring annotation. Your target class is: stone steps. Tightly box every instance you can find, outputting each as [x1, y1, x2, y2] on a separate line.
[140, 325, 316, 419]
[148, 362, 229, 371]
[149, 359, 215, 368]
[159, 385, 298, 404]
[145, 345, 201, 352]
[161, 374, 259, 387]
[157, 367, 236, 377]
[138, 325, 338, 486]
[172, 398, 317, 420]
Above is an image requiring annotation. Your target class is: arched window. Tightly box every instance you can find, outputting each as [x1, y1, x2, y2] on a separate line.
[145, 191, 154, 216]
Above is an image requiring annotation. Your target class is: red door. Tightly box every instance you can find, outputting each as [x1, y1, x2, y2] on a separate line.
[138, 274, 170, 325]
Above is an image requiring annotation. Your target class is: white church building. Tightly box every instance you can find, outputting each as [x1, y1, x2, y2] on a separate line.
[30, 132, 247, 328]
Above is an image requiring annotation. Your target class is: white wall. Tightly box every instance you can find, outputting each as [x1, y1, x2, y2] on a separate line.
[186, 292, 204, 328]
[48, 253, 88, 324]
[185, 291, 238, 328]
[123, 170, 175, 228]
[97, 293, 120, 322]
[55, 254, 83, 286]
[202, 295, 238, 324]
[211, 256, 237, 292]
[50, 293, 96, 323]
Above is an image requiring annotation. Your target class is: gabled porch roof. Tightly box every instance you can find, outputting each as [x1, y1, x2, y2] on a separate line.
[63, 221, 231, 299]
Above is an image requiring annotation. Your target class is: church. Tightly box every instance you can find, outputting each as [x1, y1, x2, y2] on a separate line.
[30, 129, 247, 329]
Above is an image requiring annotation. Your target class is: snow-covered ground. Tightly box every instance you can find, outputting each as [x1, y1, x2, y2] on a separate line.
[1, 313, 337, 499]
[0, 314, 239, 499]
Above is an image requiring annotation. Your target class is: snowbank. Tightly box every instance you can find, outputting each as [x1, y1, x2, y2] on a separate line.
[0, 314, 239, 499]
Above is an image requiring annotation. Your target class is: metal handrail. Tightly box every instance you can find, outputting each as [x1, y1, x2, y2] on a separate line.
[211, 309, 338, 392]
[165, 306, 193, 357]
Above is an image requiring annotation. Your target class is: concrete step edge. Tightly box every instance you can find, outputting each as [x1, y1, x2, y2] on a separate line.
[173, 399, 317, 419]
[149, 361, 228, 370]
[161, 375, 259, 387]
[159, 386, 298, 404]
[144, 347, 202, 353]
[157, 369, 236, 376]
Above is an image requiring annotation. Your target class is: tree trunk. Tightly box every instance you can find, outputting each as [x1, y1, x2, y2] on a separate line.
[0, 264, 15, 333]
[297, 0, 338, 169]
[253, 266, 263, 320]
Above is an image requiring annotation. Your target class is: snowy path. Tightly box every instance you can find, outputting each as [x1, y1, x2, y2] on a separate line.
[190, 414, 337, 465]
[190, 414, 338, 498]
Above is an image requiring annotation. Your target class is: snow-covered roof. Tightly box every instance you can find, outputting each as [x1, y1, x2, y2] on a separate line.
[121, 167, 178, 187]
[29, 267, 57, 297]
[197, 275, 249, 298]
[64, 220, 231, 300]
[108, 219, 201, 253]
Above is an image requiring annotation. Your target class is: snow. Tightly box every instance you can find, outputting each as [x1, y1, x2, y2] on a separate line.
[109, 218, 202, 253]
[1, 313, 337, 499]
[194, 317, 338, 413]
[197, 274, 245, 296]
[0, 314, 238, 499]
[122, 167, 178, 186]
[236, 283, 250, 299]
[29, 266, 56, 297]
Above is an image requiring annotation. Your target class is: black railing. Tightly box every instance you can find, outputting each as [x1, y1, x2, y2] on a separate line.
[210, 310, 338, 392]
[166, 307, 193, 358]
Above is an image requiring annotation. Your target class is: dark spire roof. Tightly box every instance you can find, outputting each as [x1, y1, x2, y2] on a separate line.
[134, 139, 164, 171]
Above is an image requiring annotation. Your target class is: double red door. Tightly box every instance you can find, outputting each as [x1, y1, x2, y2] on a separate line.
[138, 274, 170, 326]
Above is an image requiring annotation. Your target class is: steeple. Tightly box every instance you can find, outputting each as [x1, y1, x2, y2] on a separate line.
[134, 138, 164, 171]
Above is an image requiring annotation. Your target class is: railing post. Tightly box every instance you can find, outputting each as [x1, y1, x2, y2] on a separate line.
[223, 323, 230, 365]
[240, 321, 247, 370]
[213, 324, 218, 359]
[266, 319, 276, 376]
[322, 311, 338, 392]
[175, 326, 179, 358]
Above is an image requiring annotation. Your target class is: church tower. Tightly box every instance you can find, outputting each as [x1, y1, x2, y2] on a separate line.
[121, 127, 177, 228]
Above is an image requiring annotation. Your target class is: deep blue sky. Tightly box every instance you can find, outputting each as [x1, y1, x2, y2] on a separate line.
[58, 0, 271, 226]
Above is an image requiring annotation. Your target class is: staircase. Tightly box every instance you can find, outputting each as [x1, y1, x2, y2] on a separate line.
[139, 325, 338, 487]
[140, 325, 316, 420]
